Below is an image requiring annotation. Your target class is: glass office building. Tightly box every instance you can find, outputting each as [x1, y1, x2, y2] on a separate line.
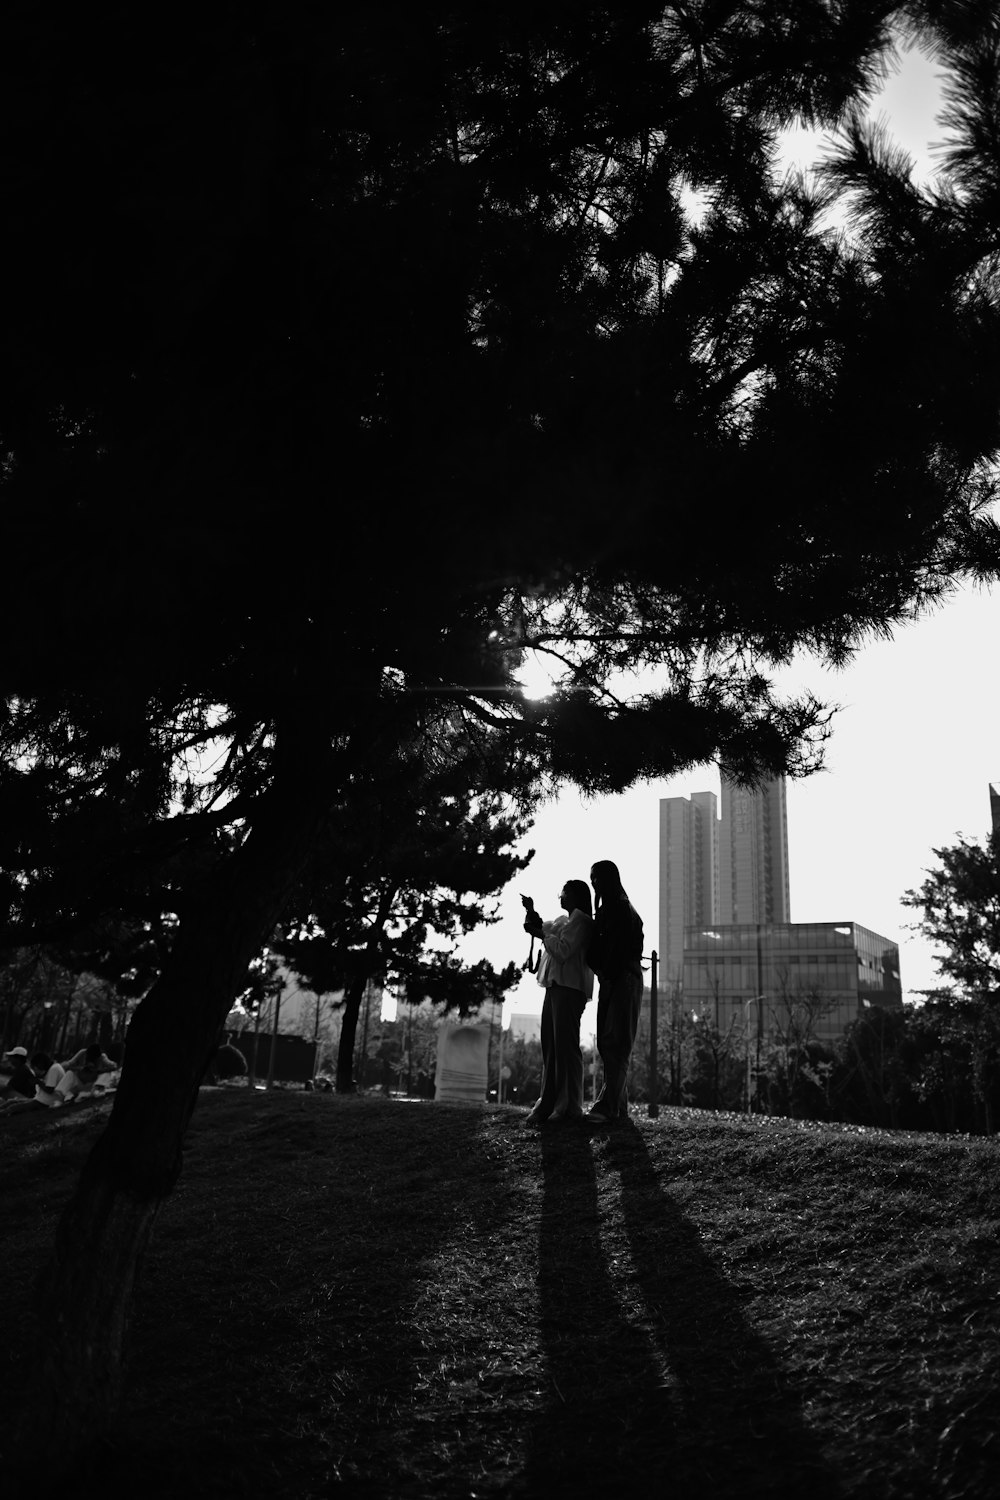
[681, 920, 902, 1043]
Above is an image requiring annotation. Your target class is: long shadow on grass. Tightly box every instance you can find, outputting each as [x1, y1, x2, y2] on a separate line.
[516, 1124, 676, 1495]
[518, 1121, 839, 1500]
[92, 1097, 522, 1499]
[605, 1121, 838, 1497]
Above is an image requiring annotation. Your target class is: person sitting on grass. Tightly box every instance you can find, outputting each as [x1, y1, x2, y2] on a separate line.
[56, 1041, 118, 1101]
[31, 1052, 66, 1107]
[1, 1047, 38, 1104]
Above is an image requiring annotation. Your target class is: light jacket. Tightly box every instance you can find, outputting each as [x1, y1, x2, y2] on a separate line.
[535, 908, 595, 999]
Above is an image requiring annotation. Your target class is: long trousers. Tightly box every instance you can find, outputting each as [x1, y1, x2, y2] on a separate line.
[534, 984, 586, 1119]
[593, 964, 643, 1119]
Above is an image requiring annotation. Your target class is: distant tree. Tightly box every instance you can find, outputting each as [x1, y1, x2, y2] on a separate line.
[630, 987, 694, 1108]
[686, 1013, 745, 1112]
[838, 1004, 915, 1130]
[0, 949, 66, 1054]
[503, 1035, 545, 1107]
[762, 985, 840, 1117]
[383, 1000, 441, 1096]
[910, 991, 1000, 1135]
[903, 831, 1000, 1003]
[657, 985, 700, 1106]
[4, 1, 1000, 1468]
[275, 754, 528, 1090]
[0, 948, 119, 1058]
[902, 827, 1000, 1133]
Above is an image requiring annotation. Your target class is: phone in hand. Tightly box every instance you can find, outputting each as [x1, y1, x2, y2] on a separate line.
[520, 894, 535, 912]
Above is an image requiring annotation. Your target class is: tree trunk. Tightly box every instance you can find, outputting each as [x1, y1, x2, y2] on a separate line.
[19, 731, 336, 1471]
[97, 1007, 113, 1049]
[335, 884, 396, 1093]
[336, 973, 365, 1092]
[26, 1174, 161, 1465]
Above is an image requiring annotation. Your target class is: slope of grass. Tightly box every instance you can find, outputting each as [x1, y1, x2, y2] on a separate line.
[2, 1090, 998, 1498]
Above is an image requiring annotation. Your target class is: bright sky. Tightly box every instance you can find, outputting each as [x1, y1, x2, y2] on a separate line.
[454, 42, 999, 1032]
[467, 579, 997, 1033]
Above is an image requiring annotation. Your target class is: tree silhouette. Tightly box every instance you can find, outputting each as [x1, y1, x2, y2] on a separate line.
[3, 1, 1000, 1467]
[272, 742, 530, 1090]
[904, 830, 1000, 1002]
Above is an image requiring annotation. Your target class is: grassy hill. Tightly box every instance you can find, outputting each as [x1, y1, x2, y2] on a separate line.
[2, 1091, 998, 1498]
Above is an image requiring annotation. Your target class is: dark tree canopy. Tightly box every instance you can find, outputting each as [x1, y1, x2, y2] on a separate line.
[4, 3, 1000, 950]
[3, 0, 1000, 1467]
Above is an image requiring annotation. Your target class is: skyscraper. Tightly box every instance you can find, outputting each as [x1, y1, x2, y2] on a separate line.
[658, 773, 791, 985]
[658, 789, 719, 988]
[719, 774, 790, 926]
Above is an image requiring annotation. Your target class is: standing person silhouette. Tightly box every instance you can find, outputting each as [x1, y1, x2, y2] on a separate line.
[587, 860, 644, 1125]
[522, 880, 594, 1127]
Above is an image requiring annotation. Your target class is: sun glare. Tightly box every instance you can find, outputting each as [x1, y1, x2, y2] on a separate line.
[516, 650, 558, 701]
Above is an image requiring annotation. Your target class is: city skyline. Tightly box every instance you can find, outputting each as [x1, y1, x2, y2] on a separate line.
[452, 577, 996, 1030]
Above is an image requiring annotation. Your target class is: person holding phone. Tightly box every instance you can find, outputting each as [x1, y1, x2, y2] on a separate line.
[521, 881, 594, 1127]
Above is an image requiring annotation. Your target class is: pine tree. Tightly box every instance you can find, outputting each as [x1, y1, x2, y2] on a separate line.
[274, 750, 529, 1091]
[903, 830, 1000, 1003]
[2, 2, 999, 1465]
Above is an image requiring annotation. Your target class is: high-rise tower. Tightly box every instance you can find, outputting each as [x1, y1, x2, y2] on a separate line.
[718, 774, 790, 926]
[658, 790, 719, 988]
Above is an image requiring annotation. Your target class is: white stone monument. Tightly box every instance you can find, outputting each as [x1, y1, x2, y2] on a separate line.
[434, 1021, 490, 1103]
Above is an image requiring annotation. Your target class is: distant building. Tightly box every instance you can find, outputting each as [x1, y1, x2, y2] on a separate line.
[658, 773, 790, 983]
[991, 783, 1000, 835]
[508, 1012, 542, 1044]
[682, 920, 902, 1044]
[719, 773, 790, 926]
[658, 790, 719, 988]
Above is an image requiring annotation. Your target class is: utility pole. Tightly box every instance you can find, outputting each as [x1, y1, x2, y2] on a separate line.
[744, 994, 766, 1114]
[648, 950, 659, 1118]
[744, 996, 756, 1113]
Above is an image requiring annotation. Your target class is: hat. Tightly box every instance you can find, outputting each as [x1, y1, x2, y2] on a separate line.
[5, 1046, 28, 1058]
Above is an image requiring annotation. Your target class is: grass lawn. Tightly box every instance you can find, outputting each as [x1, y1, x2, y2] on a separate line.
[2, 1089, 998, 1498]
